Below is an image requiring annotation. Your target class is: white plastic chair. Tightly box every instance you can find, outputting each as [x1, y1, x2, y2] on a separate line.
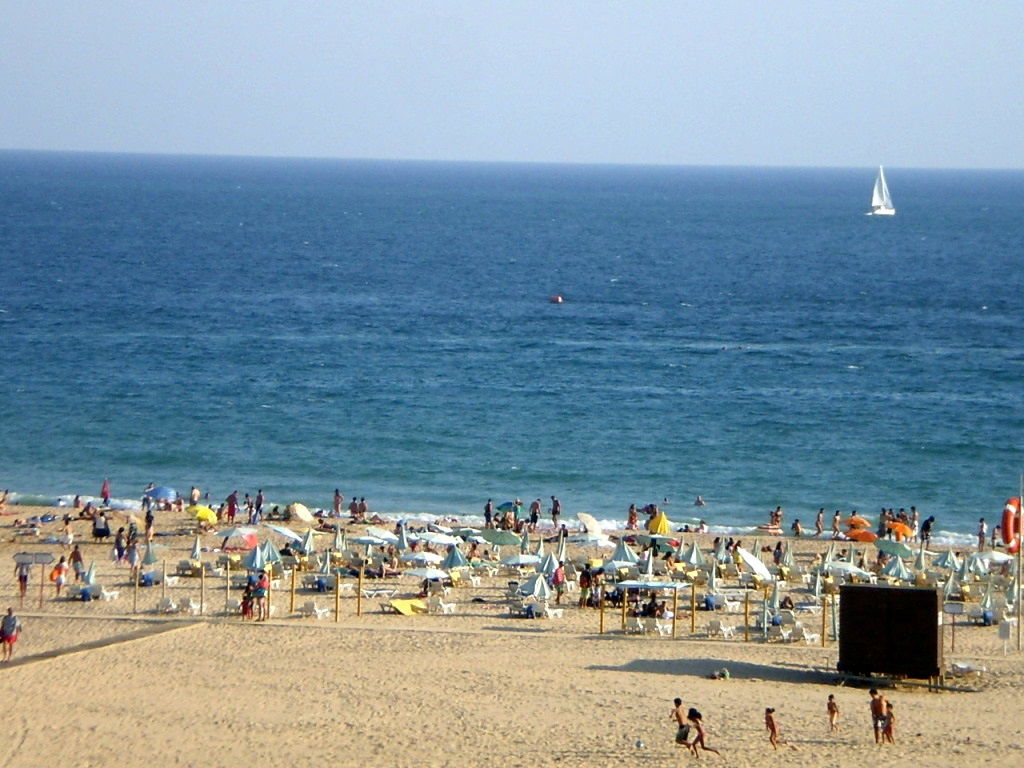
[301, 600, 330, 619]
[156, 597, 178, 613]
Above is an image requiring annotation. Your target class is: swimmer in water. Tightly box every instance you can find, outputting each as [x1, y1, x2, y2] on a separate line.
[695, 496, 706, 507]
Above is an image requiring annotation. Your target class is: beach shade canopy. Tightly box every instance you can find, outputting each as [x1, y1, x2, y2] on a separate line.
[976, 550, 1014, 565]
[826, 561, 872, 578]
[679, 541, 706, 568]
[608, 539, 640, 565]
[577, 512, 603, 536]
[145, 486, 177, 501]
[287, 503, 314, 524]
[242, 545, 268, 571]
[538, 551, 559, 576]
[647, 511, 671, 535]
[843, 516, 871, 529]
[881, 556, 913, 581]
[441, 545, 469, 571]
[418, 532, 460, 547]
[189, 505, 217, 524]
[83, 561, 96, 585]
[396, 526, 410, 552]
[518, 572, 553, 600]
[886, 522, 913, 540]
[263, 523, 302, 543]
[519, 529, 531, 554]
[300, 528, 318, 554]
[942, 571, 959, 599]
[405, 567, 448, 581]
[481, 529, 522, 547]
[333, 528, 346, 552]
[933, 550, 960, 570]
[400, 551, 443, 565]
[874, 539, 914, 559]
[142, 543, 161, 566]
[190, 536, 202, 561]
[501, 553, 541, 567]
[714, 538, 729, 563]
[846, 529, 877, 543]
[735, 547, 773, 582]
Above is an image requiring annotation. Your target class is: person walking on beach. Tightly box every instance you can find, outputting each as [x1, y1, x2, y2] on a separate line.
[1, 608, 23, 662]
[69, 545, 85, 583]
[882, 702, 896, 744]
[831, 511, 841, 538]
[254, 489, 265, 522]
[577, 564, 592, 608]
[333, 489, 343, 517]
[51, 556, 69, 598]
[101, 477, 111, 506]
[977, 518, 987, 551]
[670, 698, 690, 748]
[483, 499, 494, 529]
[687, 708, 721, 758]
[765, 708, 797, 751]
[550, 496, 561, 529]
[14, 562, 30, 607]
[827, 694, 840, 732]
[869, 689, 888, 744]
[815, 508, 824, 537]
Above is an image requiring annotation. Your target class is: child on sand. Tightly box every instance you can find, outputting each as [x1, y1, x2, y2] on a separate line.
[765, 708, 798, 751]
[827, 694, 840, 732]
[671, 698, 690, 748]
[882, 702, 895, 744]
[687, 708, 722, 758]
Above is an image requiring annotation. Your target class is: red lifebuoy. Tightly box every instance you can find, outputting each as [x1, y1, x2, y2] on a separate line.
[1002, 497, 1021, 553]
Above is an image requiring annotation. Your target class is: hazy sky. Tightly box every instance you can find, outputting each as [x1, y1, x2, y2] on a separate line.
[3, 2, 1022, 168]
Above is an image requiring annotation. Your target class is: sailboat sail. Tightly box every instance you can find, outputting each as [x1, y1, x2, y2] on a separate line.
[868, 166, 895, 215]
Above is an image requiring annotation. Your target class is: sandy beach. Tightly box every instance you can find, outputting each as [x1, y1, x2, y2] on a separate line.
[1, 506, 1022, 768]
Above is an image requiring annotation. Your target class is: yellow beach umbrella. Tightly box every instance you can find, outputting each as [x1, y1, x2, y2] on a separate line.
[189, 505, 217, 524]
[648, 511, 670, 535]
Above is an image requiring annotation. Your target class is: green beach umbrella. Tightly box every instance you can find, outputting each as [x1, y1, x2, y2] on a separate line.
[875, 539, 913, 559]
[441, 545, 469, 571]
[881, 556, 912, 582]
[481, 529, 521, 547]
[934, 550, 960, 570]
[142, 543, 161, 566]
[520, 529, 530, 554]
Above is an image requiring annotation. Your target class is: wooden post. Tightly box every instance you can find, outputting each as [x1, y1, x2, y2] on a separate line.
[620, 590, 627, 630]
[290, 567, 297, 614]
[38, 563, 45, 610]
[161, 560, 167, 601]
[599, 590, 605, 634]
[357, 566, 364, 616]
[334, 572, 341, 623]
[133, 564, 140, 614]
[200, 566, 206, 616]
[951, 612, 956, 653]
[744, 590, 750, 642]
[821, 596, 827, 648]
[266, 575, 272, 619]
[831, 593, 838, 641]
[672, 587, 679, 638]
[225, 561, 230, 613]
[690, 583, 696, 634]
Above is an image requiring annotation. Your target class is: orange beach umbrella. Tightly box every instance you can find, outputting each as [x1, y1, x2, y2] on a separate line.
[846, 529, 878, 543]
[843, 516, 871, 529]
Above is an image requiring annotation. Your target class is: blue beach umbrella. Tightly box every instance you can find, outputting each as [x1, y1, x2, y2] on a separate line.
[264, 524, 303, 544]
[441, 545, 469, 571]
[83, 561, 96, 586]
[145, 486, 177, 502]
[520, 529, 530, 554]
[242, 545, 267, 571]
[608, 539, 639, 565]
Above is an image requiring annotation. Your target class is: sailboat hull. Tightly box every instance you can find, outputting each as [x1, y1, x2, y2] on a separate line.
[867, 207, 896, 216]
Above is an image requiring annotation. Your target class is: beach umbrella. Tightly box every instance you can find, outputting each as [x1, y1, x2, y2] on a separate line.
[400, 551, 443, 565]
[976, 550, 1014, 565]
[647, 511, 671, 535]
[577, 512, 603, 536]
[980, 576, 996, 613]
[874, 539, 913, 559]
[441, 545, 469, 571]
[641, 551, 656, 578]
[300, 528, 318, 555]
[934, 550, 960, 570]
[396, 526, 410, 552]
[555, 534, 567, 562]
[349, 535, 386, 547]
[811, 569, 823, 600]
[218, 526, 258, 550]
[567, 532, 615, 548]
[189, 536, 202, 561]
[679, 541, 706, 569]
[519, 573, 553, 600]
[846, 529, 877, 543]
[520, 529, 530, 554]
[768, 581, 781, 614]
[881, 556, 912, 581]
[761, 591, 771, 639]
[886, 522, 913, 541]
[287, 503, 314, 524]
[707, 562, 718, 593]
[913, 547, 931, 572]
[333, 528, 346, 552]
[454, 527, 478, 540]
[427, 523, 454, 534]
[826, 561, 871, 579]
[609, 539, 640, 565]
[142, 543, 161, 566]
[501, 553, 541, 567]
[83, 561, 96, 586]
[189, 505, 217, 525]
[263, 523, 303, 543]
[533, 537, 545, 558]
[714, 538, 729, 563]
[967, 555, 989, 577]
[481, 529, 521, 547]
[317, 553, 333, 575]
[242, 545, 267, 571]
[405, 567, 448, 581]
[261, 539, 283, 564]
[145, 486, 177, 502]
[1006, 574, 1018, 603]
[736, 547, 773, 582]
[496, 501, 514, 512]
[365, 526, 398, 544]
[957, 557, 972, 582]
[844, 547, 857, 564]
[780, 544, 796, 569]
[538, 551, 559, 576]
[942, 571, 959, 600]
[843, 516, 871, 529]
[418, 532, 460, 547]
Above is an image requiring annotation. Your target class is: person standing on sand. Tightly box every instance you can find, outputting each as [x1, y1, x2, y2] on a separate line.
[552, 561, 566, 605]
[882, 702, 895, 744]
[254, 489, 265, 522]
[529, 499, 541, 531]
[765, 708, 797, 751]
[51, 556, 69, 597]
[869, 689, 888, 744]
[550, 496, 561, 529]
[920, 516, 934, 544]
[827, 694, 839, 732]
[333, 489, 343, 517]
[815, 508, 825, 536]
[1, 608, 23, 662]
[254, 570, 270, 621]
[577, 564, 592, 608]
[14, 562, 30, 606]
[977, 518, 987, 551]
[831, 511, 841, 538]
[483, 499, 494, 529]
[226, 491, 238, 524]
[189, 486, 201, 505]
[69, 545, 85, 582]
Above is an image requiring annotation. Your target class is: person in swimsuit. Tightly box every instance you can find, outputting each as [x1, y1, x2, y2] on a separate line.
[254, 570, 270, 621]
[51, 556, 69, 597]
[670, 698, 690, 748]
[687, 708, 721, 757]
[869, 689, 888, 743]
[1, 608, 23, 661]
[550, 496, 561, 529]
[882, 702, 895, 744]
[14, 563, 30, 606]
[765, 708, 797, 751]
[827, 694, 839, 732]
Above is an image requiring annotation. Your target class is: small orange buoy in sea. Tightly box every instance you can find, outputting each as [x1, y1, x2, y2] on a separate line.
[549, 295, 564, 304]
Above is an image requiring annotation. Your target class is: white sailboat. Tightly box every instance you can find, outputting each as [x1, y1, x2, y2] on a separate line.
[867, 165, 895, 216]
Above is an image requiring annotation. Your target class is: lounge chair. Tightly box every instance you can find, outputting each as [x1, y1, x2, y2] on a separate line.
[224, 598, 241, 615]
[766, 624, 790, 643]
[156, 597, 178, 613]
[300, 600, 330, 619]
[543, 604, 564, 619]
[99, 586, 120, 601]
[178, 595, 203, 616]
[623, 616, 645, 634]
[427, 596, 457, 615]
[788, 623, 820, 645]
[707, 618, 736, 638]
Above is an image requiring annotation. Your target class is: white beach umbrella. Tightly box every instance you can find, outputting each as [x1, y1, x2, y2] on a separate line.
[608, 539, 639, 565]
[396, 526, 410, 552]
[189, 536, 202, 561]
[261, 539, 282, 564]
[300, 528, 318, 554]
[519, 573, 552, 600]
[263, 524, 302, 543]
[980, 576, 996, 613]
[365, 526, 398, 545]
[441, 545, 469, 571]
[881, 556, 912, 581]
[823, 541, 836, 565]
[555, 532, 567, 562]
[400, 551, 443, 565]
[679, 542, 706, 568]
[520, 529, 530, 554]
[714, 538, 729, 564]
[707, 562, 718, 593]
[333, 528, 346, 552]
[912, 547, 931, 573]
[826, 561, 871, 579]
[642, 550, 655, 578]
[934, 550, 960, 570]
[142, 543, 162, 566]
[967, 555, 989, 577]
[942, 571, 959, 600]
[533, 537, 545, 558]
[538, 552, 559, 577]
[768, 581, 781, 614]
[83, 561, 97, 586]
[780, 544, 795, 569]
[405, 567, 448, 581]
[501, 553, 541, 568]
[811, 569, 823, 600]
[736, 547, 773, 582]
[976, 550, 1014, 565]
[418, 532, 460, 547]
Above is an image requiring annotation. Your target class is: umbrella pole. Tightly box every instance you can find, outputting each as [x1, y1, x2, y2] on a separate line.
[290, 567, 297, 614]
[951, 612, 956, 653]
[357, 566, 364, 617]
[133, 564, 140, 614]
[620, 591, 627, 630]
[39, 563, 45, 610]
[334, 571, 341, 623]
[690, 583, 696, 634]
[672, 588, 679, 638]
[161, 561, 167, 601]
[744, 591, 750, 642]
[599, 590, 605, 634]
[225, 562, 230, 614]
[200, 566, 206, 616]
[821, 596, 827, 647]
[267, 577, 272, 619]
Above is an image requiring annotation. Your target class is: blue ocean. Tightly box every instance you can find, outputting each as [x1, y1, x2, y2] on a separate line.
[2, 151, 1023, 543]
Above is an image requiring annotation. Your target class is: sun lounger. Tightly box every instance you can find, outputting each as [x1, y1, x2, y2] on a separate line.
[427, 596, 457, 615]
[788, 623, 819, 644]
[387, 598, 428, 616]
[544, 605, 564, 619]
[707, 618, 736, 638]
[766, 624, 791, 643]
[624, 616, 645, 634]
[156, 597, 178, 613]
[300, 600, 330, 619]
[224, 598, 241, 615]
[178, 596, 203, 616]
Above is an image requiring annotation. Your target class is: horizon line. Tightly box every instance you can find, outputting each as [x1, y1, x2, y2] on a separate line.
[1, 146, 1021, 174]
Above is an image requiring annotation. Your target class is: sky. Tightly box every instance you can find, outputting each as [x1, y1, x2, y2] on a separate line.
[2, 2, 1022, 168]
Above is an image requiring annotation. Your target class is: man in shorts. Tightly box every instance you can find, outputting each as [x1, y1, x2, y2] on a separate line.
[2, 607, 23, 661]
[13, 562, 30, 606]
[869, 689, 888, 743]
[577, 564, 592, 608]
